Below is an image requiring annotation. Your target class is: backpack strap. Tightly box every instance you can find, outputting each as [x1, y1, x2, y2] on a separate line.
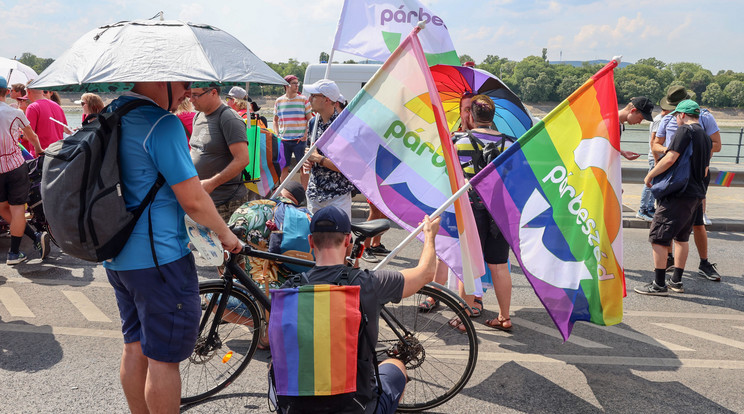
[465, 130, 486, 175]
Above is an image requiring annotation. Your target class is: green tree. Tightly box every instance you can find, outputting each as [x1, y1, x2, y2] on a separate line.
[520, 76, 541, 102]
[701, 83, 728, 107]
[724, 80, 744, 107]
[459, 54, 474, 65]
[555, 74, 584, 100]
[635, 57, 666, 70]
[18, 52, 54, 74]
[541, 48, 548, 62]
[319, 52, 329, 63]
[689, 70, 713, 99]
[342, 59, 357, 64]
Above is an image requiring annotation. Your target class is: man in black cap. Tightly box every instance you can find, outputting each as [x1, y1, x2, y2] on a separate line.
[275, 206, 440, 414]
[618, 96, 655, 160]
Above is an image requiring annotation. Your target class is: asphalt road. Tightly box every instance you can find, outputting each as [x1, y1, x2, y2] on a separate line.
[1, 225, 743, 413]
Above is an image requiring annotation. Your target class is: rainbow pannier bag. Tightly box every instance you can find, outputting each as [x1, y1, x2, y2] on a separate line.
[268, 284, 362, 396]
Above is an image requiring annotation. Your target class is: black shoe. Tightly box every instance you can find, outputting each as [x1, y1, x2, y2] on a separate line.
[368, 244, 391, 256]
[361, 249, 379, 263]
[666, 278, 684, 293]
[698, 262, 721, 281]
[34, 232, 50, 260]
[666, 256, 675, 272]
[634, 281, 669, 296]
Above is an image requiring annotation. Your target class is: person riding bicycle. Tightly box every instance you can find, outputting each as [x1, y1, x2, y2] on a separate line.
[275, 205, 440, 414]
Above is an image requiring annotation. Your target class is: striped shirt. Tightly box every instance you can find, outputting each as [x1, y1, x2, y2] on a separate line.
[453, 129, 514, 178]
[0, 101, 29, 173]
[273, 94, 311, 141]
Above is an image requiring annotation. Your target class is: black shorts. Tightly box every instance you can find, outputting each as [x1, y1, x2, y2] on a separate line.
[472, 204, 510, 264]
[282, 140, 307, 166]
[0, 163, 30, 205]
[692, 202, 705, 226]
[649, 197, 703, 246]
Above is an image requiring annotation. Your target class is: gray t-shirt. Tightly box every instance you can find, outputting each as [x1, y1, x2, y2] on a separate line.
[190, 105, 248, 205]
[283, 265, 405, 413]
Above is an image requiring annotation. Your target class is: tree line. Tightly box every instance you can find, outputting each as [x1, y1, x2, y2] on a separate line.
[19, 51, 744, 108]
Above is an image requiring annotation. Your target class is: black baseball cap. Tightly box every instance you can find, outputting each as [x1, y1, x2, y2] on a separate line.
[631, 96, 654, 121]
[310, 206, 351, 233]
[282, 180, 306, 205]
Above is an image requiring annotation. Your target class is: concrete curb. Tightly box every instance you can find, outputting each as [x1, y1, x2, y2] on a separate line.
[623, 216, 744, 232]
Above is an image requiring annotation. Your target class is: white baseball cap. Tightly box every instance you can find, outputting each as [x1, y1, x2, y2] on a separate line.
[304, 79, 341, 102]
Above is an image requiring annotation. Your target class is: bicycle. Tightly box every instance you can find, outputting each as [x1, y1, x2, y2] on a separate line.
[180, 219, 478, 412]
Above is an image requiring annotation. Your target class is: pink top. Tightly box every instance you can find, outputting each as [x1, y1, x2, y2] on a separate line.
[26, 99, 67, 151]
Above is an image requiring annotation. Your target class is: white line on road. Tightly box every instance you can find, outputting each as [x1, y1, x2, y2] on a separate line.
[654, 323, 744, 350]
[62, 291, 112, 323]
[511, 317, 611, 349]
[582, 323, 695, 352]
[0, 323, 121, 338]
[0, 287, 35, 317]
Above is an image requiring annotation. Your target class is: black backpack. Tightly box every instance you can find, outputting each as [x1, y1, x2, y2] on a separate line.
[466, 130, 515, 175]
[41, 99, 165, 263]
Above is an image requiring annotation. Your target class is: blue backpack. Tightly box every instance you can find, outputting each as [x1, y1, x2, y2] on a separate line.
[268, 202, 313, 272]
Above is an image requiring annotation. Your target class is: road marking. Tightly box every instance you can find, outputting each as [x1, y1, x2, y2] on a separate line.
[0, 276, 112, 288]
[511, 306, 744, 322]
[62, 291, 112, 322]
[654, 323, 744, 350]
[0, 323, 121, 338]
[582, 323, 694, 352]
[511, 317, 611, 348]
[426, 350, 744, 369]
[0, 287, 35, 317]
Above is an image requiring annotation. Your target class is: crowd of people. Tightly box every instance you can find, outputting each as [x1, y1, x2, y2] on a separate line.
[1, 71, 726, 413]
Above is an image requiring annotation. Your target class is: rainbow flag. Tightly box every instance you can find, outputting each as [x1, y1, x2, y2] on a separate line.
[316, 29, 484, 291]
[715, 171, 735, 187]
[470, 60, 625, 340]
[245, 129, 284, 197]
[268, 285, 361, 396]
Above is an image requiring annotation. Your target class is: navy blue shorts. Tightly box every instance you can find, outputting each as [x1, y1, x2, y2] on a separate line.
[375, 362, 407, 414]
[282, 139, 307, 166]
[106, 253, 200, 363]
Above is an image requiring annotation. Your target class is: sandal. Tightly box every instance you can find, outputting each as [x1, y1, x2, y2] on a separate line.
[469, 298, 484, 318]
[418, 297, 440, 312]
[484, 316, 512, 332]
[448, 317, 467, 333]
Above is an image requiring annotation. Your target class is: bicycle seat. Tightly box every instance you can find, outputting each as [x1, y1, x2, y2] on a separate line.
[351, 219, 391, 239]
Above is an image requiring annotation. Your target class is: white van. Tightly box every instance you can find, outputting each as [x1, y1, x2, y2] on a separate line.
[303, 63, 382, 104]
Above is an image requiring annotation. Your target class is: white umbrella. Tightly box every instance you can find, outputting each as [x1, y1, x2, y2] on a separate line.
[29, 17, 286, 91]
[0, 57, 38, 85]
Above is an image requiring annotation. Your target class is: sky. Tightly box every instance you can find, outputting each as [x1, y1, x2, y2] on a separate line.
[1, 0, 742, 74]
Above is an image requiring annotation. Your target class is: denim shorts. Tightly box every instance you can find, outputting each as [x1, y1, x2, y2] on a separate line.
[282, 140, 307, 166]
[106, 253, 200, 363]
[375, 362, 407, 414]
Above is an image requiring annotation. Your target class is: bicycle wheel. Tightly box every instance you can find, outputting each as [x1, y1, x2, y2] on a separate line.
[180, 281, 262, 405]
[378, 283, 478, 412]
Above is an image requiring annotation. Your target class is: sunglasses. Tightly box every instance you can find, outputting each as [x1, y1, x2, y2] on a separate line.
[191, 88, 214, 99]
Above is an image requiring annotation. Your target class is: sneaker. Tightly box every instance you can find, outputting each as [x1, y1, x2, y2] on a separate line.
[666, 278, 685, 293]
[635, 210, 653, 222]
[34, 232, 50, 260]
[367, 244, 391, 256]
[698, 262, 721, 281]
[634, 281, 669, 296]
[361, 249, 379, 263]
[666, 256, 675, 272]
[702, 213, 712, 226]
[6, 252, 28, 265]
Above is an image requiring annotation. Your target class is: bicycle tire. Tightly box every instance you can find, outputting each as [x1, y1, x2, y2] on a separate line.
[378, 283, 478, 412]
[180, 281, 262, 405]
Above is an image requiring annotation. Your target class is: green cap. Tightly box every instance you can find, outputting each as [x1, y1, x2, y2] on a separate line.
[670, 99, 700, 116]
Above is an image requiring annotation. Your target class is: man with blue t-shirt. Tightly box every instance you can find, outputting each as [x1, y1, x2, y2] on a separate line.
[103, 82, 242, 413]
[652, 87, 722, 282]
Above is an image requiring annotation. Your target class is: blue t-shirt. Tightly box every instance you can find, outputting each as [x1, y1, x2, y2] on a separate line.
[103, 92, 198, 271]
[657, 109, 719, 148]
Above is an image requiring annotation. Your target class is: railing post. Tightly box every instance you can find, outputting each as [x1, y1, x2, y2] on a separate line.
[737, 128, 743, 164]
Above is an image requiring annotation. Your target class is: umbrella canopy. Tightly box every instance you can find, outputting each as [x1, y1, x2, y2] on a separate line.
[429, 64, 533, 138]
[0, 57, 38, 86]
[29, 18, 287, 92]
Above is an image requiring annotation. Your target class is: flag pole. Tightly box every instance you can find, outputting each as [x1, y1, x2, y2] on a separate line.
[270, 135, 318, 199]
[373, 180, 472, 270]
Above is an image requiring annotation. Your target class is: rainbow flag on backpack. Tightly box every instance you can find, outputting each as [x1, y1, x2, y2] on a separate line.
[268, 284, 362, 396]
[470, 60, 626, 340]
